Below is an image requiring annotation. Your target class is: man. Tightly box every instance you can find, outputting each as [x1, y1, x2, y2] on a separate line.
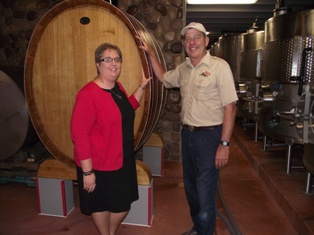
[138, 22, 238, 235]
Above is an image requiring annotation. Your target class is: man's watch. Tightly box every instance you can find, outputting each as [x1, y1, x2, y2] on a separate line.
[220, 140, 230, 147]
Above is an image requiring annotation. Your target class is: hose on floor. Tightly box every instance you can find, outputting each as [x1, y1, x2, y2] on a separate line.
[216, 178, 242, 235]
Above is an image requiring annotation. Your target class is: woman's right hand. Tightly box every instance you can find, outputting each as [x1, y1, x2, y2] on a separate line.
[83, 173, 96, 193]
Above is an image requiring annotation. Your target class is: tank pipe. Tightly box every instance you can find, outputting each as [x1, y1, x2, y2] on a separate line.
[302, 86, 311, 144]
[273, 0, 289, 16]
[275, 0, 285, 9]
[216, 177, 242, 235]
[298, 47, 312, 96]
[246, 18, 259, 34]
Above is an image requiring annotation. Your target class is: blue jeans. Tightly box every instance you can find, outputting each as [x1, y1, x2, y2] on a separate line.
[181, 125, 221, 235]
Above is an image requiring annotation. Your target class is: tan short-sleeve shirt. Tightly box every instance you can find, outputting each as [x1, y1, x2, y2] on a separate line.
[163, 51, 238, 126]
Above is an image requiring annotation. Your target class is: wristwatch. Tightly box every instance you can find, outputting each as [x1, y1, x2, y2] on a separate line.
[220, 140, 230, 147]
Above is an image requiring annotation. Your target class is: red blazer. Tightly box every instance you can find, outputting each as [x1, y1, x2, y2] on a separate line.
[70, 81, 139, 171]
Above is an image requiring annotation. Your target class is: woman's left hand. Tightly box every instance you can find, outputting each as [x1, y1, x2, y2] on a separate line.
[140, 69, 152, 89]
[133, 68, 152, 102]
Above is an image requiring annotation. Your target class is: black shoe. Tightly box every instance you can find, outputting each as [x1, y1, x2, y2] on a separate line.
[181, 229, 198, 235]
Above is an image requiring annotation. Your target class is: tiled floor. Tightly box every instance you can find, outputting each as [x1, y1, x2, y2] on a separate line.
[0, 122, 313, 235]
[232, 123, 314, 235]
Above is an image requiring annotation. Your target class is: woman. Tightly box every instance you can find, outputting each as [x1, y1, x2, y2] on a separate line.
[70, 43, 151, 235]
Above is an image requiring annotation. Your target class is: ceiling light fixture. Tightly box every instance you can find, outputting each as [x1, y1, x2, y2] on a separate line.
[187, 0, 257, 4]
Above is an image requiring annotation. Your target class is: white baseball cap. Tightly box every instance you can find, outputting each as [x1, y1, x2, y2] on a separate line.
[181, 22, 207, 36]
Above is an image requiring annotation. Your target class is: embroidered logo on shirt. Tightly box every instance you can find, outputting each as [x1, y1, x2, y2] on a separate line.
[200, 71, 210, 77]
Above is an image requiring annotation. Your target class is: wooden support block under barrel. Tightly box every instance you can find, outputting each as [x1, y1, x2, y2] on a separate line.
[144, 132, 164, 147]
[37, 159, 152, 185]
[37, 158, 77, 180]
[135, 159, 152, 186]
[143, 132, 164, 176]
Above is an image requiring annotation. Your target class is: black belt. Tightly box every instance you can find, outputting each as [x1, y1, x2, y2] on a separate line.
[183, 124, 221, 132]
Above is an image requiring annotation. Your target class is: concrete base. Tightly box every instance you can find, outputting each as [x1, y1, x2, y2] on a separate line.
[123, 179, 153, 227]
[36, 177, 74, 217]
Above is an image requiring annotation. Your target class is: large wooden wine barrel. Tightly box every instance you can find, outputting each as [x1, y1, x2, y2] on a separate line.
[0, 67, 38, 160]
[24, 0, 167, 168]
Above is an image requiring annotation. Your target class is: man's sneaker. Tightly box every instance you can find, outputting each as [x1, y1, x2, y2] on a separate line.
[181, 229, 198, 235]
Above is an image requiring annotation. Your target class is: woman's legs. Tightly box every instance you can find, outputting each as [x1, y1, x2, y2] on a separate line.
[92, 211, 110, 235]
[109, 211, 129, 235]
[91, 211, 129, 235]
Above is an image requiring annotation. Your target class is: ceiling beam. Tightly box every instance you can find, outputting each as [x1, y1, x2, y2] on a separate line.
[185, 0, 313, 47]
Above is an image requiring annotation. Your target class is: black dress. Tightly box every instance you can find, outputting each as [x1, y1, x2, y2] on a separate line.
[77, 83, 139, 214]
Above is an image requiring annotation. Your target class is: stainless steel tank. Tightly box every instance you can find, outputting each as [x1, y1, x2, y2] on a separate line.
[217, 33, 244, 84]
[210, 41, 222, 58]
[238, 29, 265, 120]
[258, 7, 314, 145]
[214, 33, 245, 121]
